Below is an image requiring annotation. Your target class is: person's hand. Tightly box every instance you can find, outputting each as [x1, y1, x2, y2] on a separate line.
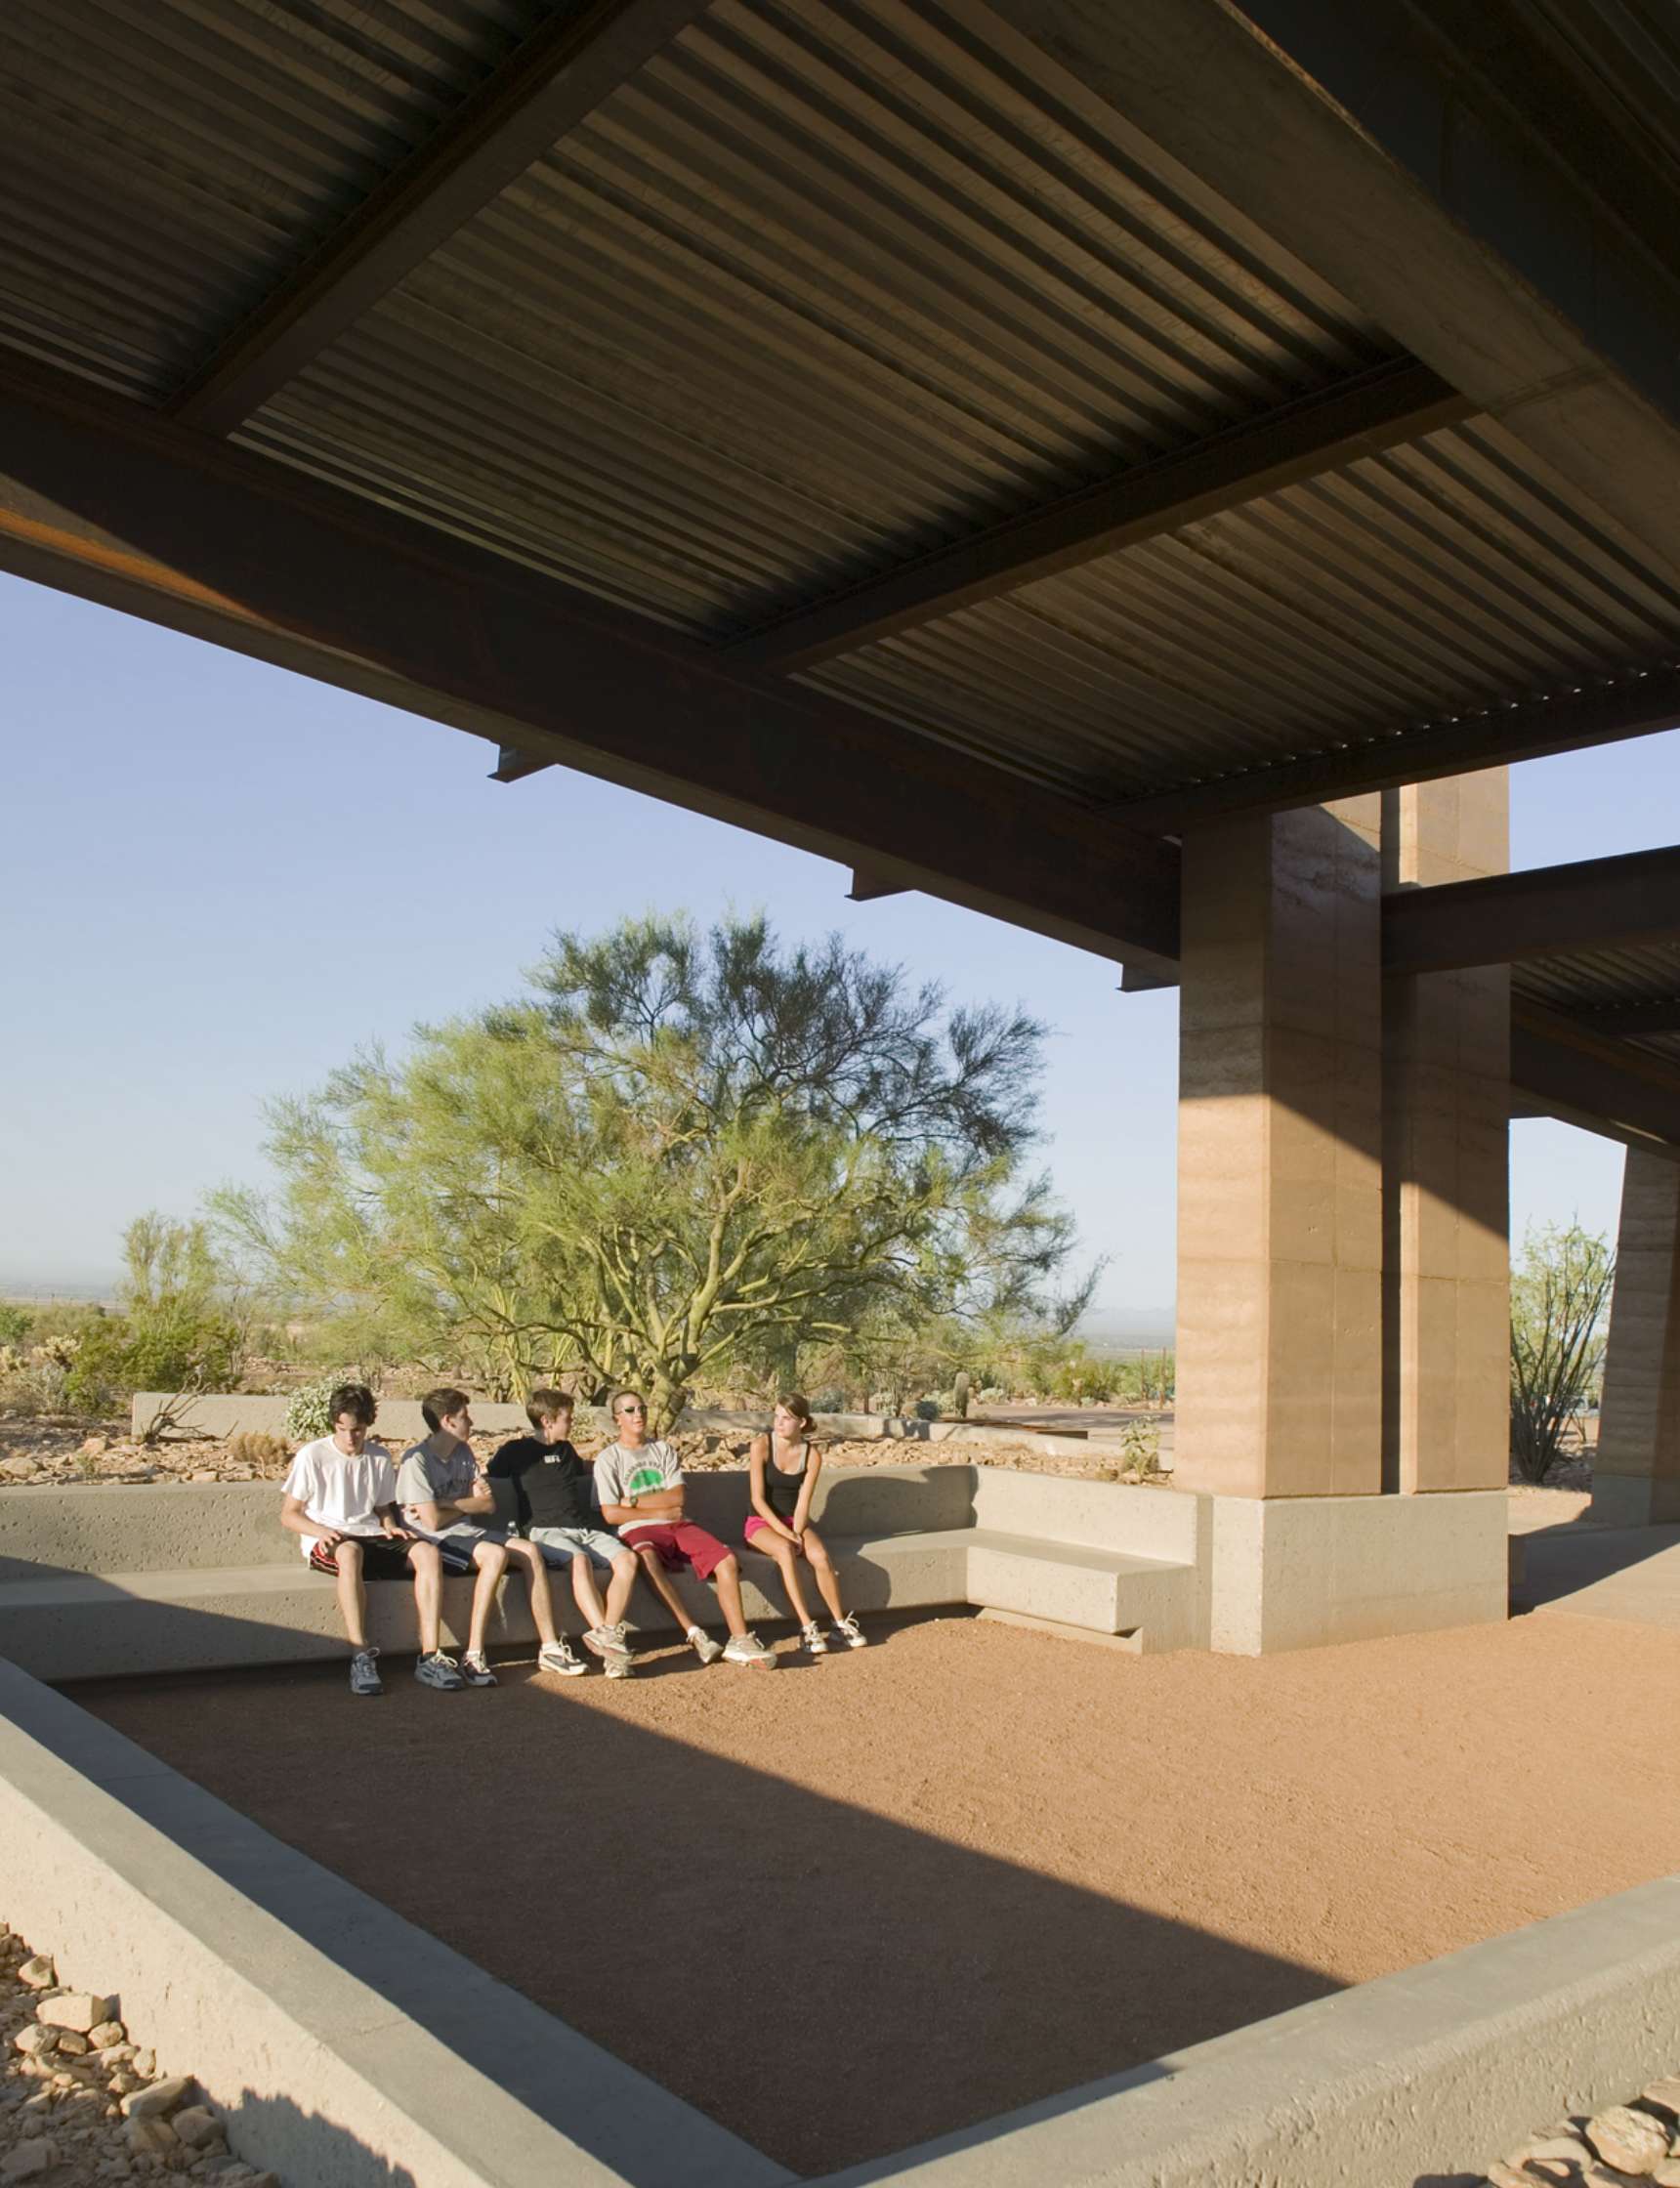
[315, 1526, 346, 1548]
[382, 1518, 416, 1540]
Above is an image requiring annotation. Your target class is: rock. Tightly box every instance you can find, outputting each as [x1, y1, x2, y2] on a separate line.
[1586, 2170, 1654, 2188]
[126, 2118, 180, 2161]
[1487, 2164, 1534, 2187]
[0, 2141, 58, 2181]
[0, 1455, 37, 1480]
[55, 2030, 90, 2056]
[90, 2022, 129, 2050]
[1644, 2083, 1680, 2121]
[38, 1991, 113, 2034]
[13, 2025, 56, 2057]
[170, 2108, 222, 2151]
[132, 2048, 156, 2080]
[18, 1956, 54, 1989]
[1588, 2107, 1671, 2175]
[1653, 2167, 1680, 2187]
[80, 1436, 108, 1455]
[122, 2076, 193, 2120]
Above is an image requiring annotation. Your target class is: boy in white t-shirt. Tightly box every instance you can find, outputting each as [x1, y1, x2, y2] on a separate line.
[280, 1382, 463, 1696]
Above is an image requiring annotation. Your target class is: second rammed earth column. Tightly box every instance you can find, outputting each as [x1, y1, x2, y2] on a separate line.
[1381, 771, 1511, 1494]
[1593, 1151, 1680, 1523]
[1176, 787, 1510, 1653]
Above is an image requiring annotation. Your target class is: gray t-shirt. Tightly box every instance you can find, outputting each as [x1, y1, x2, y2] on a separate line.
[397, 1439, 498, 1540]
[592, 1439, 682, 1520]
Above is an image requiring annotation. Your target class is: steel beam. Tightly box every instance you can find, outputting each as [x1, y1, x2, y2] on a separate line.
[0, 357, 1180, 965]
[167, 0, 714, 436]
[1384, 846, 1680, 977]
[986, 0, 1680, 603]
[726, 360, 1470, 672]
[1109, 670, 1680, 834]
[1512, 1005, 1680, 1154]
[1570, 998, 1680, 1040]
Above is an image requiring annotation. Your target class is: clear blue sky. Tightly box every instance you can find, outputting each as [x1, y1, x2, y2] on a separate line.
[5, 573, 1673, 1308]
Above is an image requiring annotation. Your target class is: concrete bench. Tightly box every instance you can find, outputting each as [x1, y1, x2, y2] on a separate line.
[0, 1466, 1206, 1680]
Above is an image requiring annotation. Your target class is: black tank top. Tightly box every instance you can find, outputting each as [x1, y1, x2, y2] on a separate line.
[763, 1436, 809, 1519]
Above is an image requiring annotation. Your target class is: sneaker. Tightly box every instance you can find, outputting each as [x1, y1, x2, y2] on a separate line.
[687, 1625, 725, 1665]
[537, 1638, 588, 1678]
[415, 1651, 465, 1691]
[799, 1621, 828, 1656]
[459, 1650, 497, 1687]
[832, 1614, 867, 1649]
[583, 1623, 632, 1662]
[349, 1647, 382, 1697]
[722, 1632, 777, 1669]
[604, 1652, 635, 1680]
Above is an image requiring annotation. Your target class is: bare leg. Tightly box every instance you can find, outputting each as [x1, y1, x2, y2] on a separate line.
[468, 1539, 508, 1655]
[708, 1553, 749, 1640]
[604, 1551, 638, 1627]
[569, 1556, 608, 1629]
[753, 1534, 816, 1626]
[634, 1542, 699, 1635]
[502, 1537, 560, 1645]
[407, 1540, 443, 1655]
[334, 1539, 367, 1647]
[800, 1526, 848, 1623]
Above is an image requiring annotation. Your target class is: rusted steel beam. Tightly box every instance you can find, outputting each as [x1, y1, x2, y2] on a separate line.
[167, 0, 714, 435]
[727, 360, 1471, 672]
[0, 357, 1181, 964]
[1384, 846, 1680, 976]
[1511, 1003, 1680, 1152]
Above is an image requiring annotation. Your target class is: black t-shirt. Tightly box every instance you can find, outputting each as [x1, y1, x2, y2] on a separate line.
[486, 1437, 596, 1532]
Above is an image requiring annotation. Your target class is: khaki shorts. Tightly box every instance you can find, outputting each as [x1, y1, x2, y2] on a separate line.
[526, 1525, 629, 1573]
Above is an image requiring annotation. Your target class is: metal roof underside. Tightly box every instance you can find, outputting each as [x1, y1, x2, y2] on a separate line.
[2, 0, 1679, 812]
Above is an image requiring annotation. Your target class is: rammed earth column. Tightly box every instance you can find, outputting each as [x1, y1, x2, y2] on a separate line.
[1594, 1150, 1680, 1524]
[1381, 771, 1511, 1494]
[1175, 795, 1385, 1503]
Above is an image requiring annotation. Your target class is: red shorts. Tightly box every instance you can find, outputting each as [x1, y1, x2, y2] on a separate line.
[621, 1521, 734, 1581]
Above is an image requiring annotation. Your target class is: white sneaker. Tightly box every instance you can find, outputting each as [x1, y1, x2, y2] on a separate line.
[799, 1621, 828, 1655]
[688, 1625, 724, 1665]
[537, 1638, 588, 1678]
[584, 1623, 632, 1662]
[604, 1652, 635, 1680]
[722, 1632, 777, 1669]
[414, 1651, 465, 1691]
[459, 1651, 497, 1687]
[832, 1614, 867, 1649]
[349, 1647, 382, 1697]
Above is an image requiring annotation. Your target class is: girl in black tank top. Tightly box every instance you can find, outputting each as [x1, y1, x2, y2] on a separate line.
[744, 1394, 867, 1656]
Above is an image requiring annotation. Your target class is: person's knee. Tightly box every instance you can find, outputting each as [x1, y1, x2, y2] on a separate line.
[477, 1541, 509, 1574]
[713, 1553, 739, 1583]
[410, 1541, 442, 1576]
[611, 1553, 637, 1583]
[807, 1542, 833, 1571]
[335, 1538, 363, 1567]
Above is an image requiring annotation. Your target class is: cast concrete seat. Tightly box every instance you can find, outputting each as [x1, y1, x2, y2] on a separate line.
[0, 1466, 1206, 1680]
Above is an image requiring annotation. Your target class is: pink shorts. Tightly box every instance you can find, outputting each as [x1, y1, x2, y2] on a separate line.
[743, 1513, 796, 1549]
[621, 1521, 735, 1581]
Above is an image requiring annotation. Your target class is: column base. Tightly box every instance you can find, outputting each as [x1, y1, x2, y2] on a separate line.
[1206, 1490, 1509, 1655]
[1589, 1472, 1680, 1526]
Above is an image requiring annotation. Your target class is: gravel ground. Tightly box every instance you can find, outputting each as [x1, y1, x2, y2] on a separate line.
[79, 1610, 1680, 2176]
[0, 1923, 278, 2184]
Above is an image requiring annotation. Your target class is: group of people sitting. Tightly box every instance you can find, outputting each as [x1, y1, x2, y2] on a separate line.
[279, 1381, 866, 1695]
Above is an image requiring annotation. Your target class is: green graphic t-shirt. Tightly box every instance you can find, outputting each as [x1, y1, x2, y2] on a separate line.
[592, 1438, 682, 1519]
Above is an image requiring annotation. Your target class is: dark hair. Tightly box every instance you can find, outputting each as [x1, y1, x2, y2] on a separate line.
[329, 1383, 377, 1429]
[775, 1392, 814, 1431]
[611, 1389, 646, 1419]
[525, 1387, 574, 1430]
[421, 1386, 472, 1433]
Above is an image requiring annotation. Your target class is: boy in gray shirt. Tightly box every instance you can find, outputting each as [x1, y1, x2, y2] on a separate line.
[397, 1387, 586, 1684]
[593, 1390, 775, 1668]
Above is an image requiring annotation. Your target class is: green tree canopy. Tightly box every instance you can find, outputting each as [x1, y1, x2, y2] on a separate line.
[216, 915, 1085, 1426]
[1509, 1218, 1615, 1485]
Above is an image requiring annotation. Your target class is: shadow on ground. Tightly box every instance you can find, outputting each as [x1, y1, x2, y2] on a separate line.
[77, 1641, 1343, 2176]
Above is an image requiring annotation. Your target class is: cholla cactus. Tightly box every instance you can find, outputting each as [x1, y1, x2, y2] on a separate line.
[281, 1374, 364, 1445]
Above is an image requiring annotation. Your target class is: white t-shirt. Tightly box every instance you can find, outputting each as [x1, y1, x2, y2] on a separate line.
[283, 1437, 398, 1562]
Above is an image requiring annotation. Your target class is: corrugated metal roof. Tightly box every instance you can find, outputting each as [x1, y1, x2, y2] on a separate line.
[805, 416, 1680, 800]
[0, 0, 550, 398]
[236, 0, 1393, 629]
[1515, 945, 1680, 1075]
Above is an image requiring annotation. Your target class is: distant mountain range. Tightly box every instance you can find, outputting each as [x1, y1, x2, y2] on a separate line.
[1077, 1307, 1175, 1353]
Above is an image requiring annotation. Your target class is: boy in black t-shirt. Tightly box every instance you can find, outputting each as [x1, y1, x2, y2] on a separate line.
[488, 1390, 637, 1677]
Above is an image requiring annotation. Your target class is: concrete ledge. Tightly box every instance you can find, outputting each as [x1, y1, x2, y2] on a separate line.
[0, 1655, 790, 2188]
[1589, 1470, 1680, 1526]
[811, 1873, 1680, 2188]
[1208, 1490, 1509, 1655]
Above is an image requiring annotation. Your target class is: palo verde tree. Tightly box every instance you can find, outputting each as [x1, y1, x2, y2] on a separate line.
[1509, 1219, 1616, 1485]
[216, 915, 1084, 1429]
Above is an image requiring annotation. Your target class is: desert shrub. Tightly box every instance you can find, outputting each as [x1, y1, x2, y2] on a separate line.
[1511, 1221, 1614, 1485]
[281, 1374, 363, 1444]
[0, 1338, 81, 1416]
[226, 1428, 292, 1471]
[914, 1396, 942, 1421]
[0, 1304, 33, 1346]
